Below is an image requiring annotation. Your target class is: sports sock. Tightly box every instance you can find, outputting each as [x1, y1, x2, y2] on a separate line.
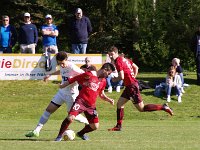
[116, 108, 124, 127]
[74, 114, 89, 124]
[57, 117, 72, 137]
[35, 111, 51, 132]
[143, 104, 163, 112]
[77, 125, 94, 136]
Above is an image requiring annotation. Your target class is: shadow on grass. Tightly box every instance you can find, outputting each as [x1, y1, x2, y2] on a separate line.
[0, 138, 52, 141]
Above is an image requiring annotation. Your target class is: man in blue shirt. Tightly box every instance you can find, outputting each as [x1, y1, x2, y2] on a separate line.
[69, 8, 92, 54]
[0, 15, 17, 53]
[18, 12, 38, 54]
[41, 14, 59, 54]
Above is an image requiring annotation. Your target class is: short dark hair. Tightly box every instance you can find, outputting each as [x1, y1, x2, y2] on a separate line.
[56, 51, 68, 61]
[109, 46, 118, 53]
[101, 63, 115, 71]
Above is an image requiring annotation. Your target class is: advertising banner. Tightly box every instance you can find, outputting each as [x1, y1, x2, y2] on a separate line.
[0, 54, 102, 80]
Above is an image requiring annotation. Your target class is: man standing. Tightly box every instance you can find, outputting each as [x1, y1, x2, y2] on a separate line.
[0, 15, 17, 53]
[69, 8, 92, 54]
[41, 14, 59, 54]
[108, 46, 173, 131]
[191, 25, 200, 85]
[18, 12, 38, 54]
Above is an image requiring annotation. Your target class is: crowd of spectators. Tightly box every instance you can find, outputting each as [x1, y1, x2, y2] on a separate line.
[0, 8, 92, 54]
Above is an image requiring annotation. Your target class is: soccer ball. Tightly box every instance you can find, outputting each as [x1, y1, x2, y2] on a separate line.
[63, 129, 76, 141]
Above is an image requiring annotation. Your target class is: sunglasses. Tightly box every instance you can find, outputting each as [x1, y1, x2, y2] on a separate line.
[3, 19, 9, 21]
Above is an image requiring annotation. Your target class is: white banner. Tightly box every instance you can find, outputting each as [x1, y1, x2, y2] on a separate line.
[0, 54, 102, 80]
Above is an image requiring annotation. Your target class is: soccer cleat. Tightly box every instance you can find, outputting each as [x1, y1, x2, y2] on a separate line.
[25, 130, 39, 137]
[54, 136, 62, 142]
[108, 126, 122, 131]
[163, 103, 173, 116]
[76, 132, 89, 140]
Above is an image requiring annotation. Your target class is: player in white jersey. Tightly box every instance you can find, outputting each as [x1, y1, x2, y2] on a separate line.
[25, 51, 88, 138]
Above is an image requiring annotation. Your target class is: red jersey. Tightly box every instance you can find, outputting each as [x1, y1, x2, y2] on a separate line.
[115, 56, 137, 86]
[68, 71, 106, 106]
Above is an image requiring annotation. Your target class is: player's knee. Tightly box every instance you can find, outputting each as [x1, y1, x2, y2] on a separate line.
[90, 123, 99, 130]
[68, 115, 75, 122]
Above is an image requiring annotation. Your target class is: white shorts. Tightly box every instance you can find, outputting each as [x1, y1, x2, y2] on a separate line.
[51, 90, 78, 112]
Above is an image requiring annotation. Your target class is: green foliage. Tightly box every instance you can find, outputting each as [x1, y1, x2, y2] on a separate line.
[1, 0, 200, 70]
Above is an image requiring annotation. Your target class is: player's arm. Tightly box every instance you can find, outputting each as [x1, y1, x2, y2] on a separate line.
[132, 63, 139, 78]
[59, 72, 85, 89]
[44, 70, 60, 82]
[49, 29, 59, 37]
[99, 90, 114, 105]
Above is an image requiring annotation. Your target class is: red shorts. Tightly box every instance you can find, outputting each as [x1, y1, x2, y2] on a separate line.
[69, 97, 99, 124]
[121, 82, 143, 104]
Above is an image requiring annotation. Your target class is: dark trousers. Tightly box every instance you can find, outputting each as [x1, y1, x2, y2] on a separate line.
[196, 54, 200, 84]
[0, 47, 12, 53]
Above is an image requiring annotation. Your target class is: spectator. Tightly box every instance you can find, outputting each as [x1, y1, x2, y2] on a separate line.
[191, 25, 200, 85]
[106, 72, 123, 93]
[41, 14, 59, 54]
[18, 12, 38, 54]
[165, 66, 182, 103]
[69, 8, 92, 54]
[172, 58, 185, 93]
[0, 15, 17, 53]
[80, 57, 97, 72]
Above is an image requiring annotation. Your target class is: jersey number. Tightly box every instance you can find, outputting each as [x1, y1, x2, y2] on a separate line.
[73, 103, 80, 111]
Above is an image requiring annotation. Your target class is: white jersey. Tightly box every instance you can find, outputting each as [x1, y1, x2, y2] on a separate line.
[59, 62, 84, 95]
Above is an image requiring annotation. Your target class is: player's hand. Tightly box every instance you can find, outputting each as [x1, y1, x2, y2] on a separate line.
[44, 75, 50, 82]
[59, 83, 65, 89]
[109, 99, 114, 105]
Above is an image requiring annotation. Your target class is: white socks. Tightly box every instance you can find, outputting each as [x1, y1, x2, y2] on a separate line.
[34, 111, 51, 133]
[74, 114, 89, 124]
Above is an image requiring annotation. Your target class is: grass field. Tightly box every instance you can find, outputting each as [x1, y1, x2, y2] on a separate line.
[0, 72, 200, 150]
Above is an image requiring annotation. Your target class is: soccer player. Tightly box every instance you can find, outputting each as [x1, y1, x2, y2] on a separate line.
[25, 51, 88, 137]
[55, 63, 115, 141]
[107, 46, 173, 131]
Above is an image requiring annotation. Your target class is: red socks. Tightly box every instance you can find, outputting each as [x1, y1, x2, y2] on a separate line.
[116, 108, 124, 127]
[78, 125, 94, 136]
[143, 104, 163, 112]
[58, 117, 72, 137]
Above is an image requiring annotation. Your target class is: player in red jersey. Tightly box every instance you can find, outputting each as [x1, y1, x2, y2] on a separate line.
[55, 63, 115, 141]
[108, 46, 173, 131]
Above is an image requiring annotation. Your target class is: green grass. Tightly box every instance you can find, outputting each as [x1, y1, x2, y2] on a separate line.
[0, 72, 200, 150]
